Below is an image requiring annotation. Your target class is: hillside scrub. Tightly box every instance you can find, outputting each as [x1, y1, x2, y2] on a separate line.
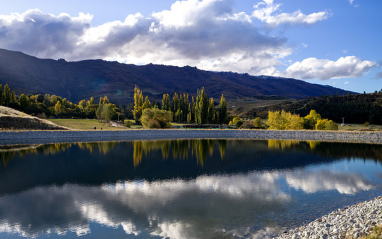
[247, 92, 382, 125]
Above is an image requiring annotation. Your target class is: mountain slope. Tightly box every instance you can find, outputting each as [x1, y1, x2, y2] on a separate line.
[0, 48, 350, 104]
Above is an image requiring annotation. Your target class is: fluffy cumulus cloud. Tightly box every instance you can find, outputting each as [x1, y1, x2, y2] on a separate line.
[0, 0, 375, 80]
[0, 9, 92, 58]
[252, 0, 329, 28]
[284, 56, 376, 80]
[0, 0, 292, 75]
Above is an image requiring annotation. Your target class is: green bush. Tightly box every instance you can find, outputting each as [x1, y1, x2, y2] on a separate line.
[315, 119, 338, 130]
[124, 120, 132, 128]
[253, 117, 264, 129]
[147, 119, 161, 128]
[140, 108, 172, 129]
[240, 121, 253, 129]
[232, 117, 243, 128]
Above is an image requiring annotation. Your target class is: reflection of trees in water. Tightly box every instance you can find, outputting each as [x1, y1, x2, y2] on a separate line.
[133, 139, 227, 167]
[2, 139, 382, 168]
[0, 142, 118, 167]
[218, 140, 227, 160]
[78, 142, 117, 155]
[267, 140, 382, 163]
[268, 140, 301, 150]
[1, 151, 16, 167]
[268, 140, 320, 150]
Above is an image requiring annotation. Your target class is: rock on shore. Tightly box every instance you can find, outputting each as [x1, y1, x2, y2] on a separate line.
[275, 196, 382, 239]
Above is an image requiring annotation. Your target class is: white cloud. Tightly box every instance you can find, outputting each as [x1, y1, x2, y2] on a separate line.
[349, 0, 355, 5]
[0, 0, 291, 76]
[284, 56, 376, 80]
[252, 0, 329, 28]
[285, 170, 375, 195]
[0, 167, 376, 238]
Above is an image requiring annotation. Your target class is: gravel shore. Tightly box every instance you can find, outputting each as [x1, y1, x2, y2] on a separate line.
[0, 129, 382, 145]
[275, 196, 382, 239]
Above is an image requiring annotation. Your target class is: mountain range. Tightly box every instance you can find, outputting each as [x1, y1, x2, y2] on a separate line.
[0, 48, 350, 104]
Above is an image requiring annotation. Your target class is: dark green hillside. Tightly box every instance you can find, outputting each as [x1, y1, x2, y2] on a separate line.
[0, 48, 351, 104]
[246, 92, 382, 124]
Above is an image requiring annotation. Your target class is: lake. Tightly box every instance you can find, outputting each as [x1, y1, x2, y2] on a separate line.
[0, 139, 381, 238]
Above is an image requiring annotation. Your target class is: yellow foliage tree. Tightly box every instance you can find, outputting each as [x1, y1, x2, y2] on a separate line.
[54, 101, 62, 114]
[315, 119, 338, 130]
[133, 85, 143, 123]
[304, 110, 322, 129]
[267, 110, 303, 130]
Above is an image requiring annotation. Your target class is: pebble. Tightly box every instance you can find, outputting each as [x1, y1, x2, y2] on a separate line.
[274, 196, 382, 239]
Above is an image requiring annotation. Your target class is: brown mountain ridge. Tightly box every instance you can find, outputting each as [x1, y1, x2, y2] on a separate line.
[0, 48, 351, 104]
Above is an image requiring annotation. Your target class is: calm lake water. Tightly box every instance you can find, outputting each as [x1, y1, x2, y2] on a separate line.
[0, 139, 381, 239]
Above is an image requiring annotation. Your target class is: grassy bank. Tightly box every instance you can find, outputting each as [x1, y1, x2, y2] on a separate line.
[48, 119, 142, 131]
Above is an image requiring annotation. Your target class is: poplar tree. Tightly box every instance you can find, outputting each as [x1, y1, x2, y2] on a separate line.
[103, 96, 109, 104]
[162, 94, 170, 111]
[90, 97, 95, 105]
[208, 98, 215, 123]
[19, 94, 28, 110]
[54, 101, 62, 114]
[218, 94, 227, 124]
[143, 96, 152, 110]
[3, 84, 11, 106]
[195, 87, 208, 124]
[191, 97, 196, 122]
[133, 85, 143, 123]
[172, 93, 180, 121]
[187, 103, 192, 123]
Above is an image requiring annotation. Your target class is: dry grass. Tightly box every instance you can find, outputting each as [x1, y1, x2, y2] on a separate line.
[0, 106, 68, 130]
[48, 119, 141, 130]
[338, 124, 382, 132]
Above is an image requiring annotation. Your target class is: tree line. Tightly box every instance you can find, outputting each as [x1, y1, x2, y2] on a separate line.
[132, 85, 228, 127]
[0, 83, 123, 122]
[247, 92, 382, 125]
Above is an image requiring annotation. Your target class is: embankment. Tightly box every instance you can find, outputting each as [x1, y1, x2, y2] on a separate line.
[0, 129, 381, 145]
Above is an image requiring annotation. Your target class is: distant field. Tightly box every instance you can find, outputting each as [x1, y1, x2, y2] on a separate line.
[338, 123, 382, 132]
[227, 98, 296, 118]
[48, 119, 142, 130]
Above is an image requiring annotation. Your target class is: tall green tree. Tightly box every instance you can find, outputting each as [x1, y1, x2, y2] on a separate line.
[54, 101, 62, 114]
[143, 96, 152, 110]
[162, 94, 170, 111]
[208, 97, 215, 123]
[19, 94, 28, 110]
[195, 87, 208, 124]
[133, 85, 143, 123]
[10, 90, 17, 103]
[218, 94, 227, 124]
[3, 84, 11, 106]
[89, 97, 95, 105]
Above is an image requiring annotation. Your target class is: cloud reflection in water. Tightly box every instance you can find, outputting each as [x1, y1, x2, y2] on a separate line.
[0, 168, 376, 238]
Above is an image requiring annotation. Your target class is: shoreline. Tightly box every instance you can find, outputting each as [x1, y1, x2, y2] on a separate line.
[0, 129, 382, 145]
[275, 196, 382, 239]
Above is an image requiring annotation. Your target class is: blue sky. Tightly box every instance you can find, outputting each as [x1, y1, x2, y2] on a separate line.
[0, 0, 381, 93]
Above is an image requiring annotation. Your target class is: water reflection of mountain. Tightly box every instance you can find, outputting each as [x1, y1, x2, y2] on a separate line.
[0, 140, 382, 195]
